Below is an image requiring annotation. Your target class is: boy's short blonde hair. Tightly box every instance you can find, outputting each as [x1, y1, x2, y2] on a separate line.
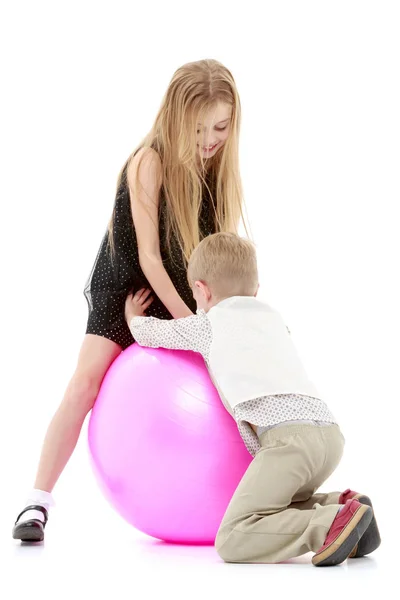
[187, 233, 258, 298]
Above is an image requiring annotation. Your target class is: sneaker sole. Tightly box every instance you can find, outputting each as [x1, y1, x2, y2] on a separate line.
[349, 495, 381, 558]
[312, 504, 373, 567]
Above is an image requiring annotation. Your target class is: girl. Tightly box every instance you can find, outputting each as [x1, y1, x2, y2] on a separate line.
[13, 59, 247, 542]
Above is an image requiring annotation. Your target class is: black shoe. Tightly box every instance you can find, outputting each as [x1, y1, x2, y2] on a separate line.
[12, 505, 48, 542]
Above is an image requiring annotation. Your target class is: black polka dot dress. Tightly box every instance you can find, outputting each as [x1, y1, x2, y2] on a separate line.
[84, 168, 217, 349]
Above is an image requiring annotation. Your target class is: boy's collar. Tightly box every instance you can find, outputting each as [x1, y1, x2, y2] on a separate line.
[196, 296, 259, 315]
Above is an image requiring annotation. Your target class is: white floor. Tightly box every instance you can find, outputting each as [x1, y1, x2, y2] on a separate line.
[2, 430, 391, 600]
[1, 515, 390, 600]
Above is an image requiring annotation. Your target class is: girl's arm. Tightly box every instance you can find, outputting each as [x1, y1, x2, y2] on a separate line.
[127, 148, 193, 319]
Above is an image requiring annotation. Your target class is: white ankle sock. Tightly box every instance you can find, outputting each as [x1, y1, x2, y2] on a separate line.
[17, 489, 55, 524]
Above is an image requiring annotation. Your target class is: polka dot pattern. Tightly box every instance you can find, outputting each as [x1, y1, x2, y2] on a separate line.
[84, 171, 216, 349]
[235, 395, 337, 456]
[131, 310, 213, 356]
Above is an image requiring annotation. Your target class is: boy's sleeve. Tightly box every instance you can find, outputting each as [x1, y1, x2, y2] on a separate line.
[129, 310, 212, 358]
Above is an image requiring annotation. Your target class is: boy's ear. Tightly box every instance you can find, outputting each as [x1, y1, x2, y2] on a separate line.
[254, 283, 260, 297]
[196, 280, 212, 301]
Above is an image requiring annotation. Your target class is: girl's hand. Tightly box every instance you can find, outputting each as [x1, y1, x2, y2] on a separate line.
[125, 289, 154, 323]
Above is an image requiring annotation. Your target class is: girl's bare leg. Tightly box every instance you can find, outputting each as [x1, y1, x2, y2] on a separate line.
[34, 334, 121, 492]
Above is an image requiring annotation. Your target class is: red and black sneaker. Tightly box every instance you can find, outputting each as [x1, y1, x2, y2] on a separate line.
[312, 499, 373, 566]
[339, 489, 381, 558]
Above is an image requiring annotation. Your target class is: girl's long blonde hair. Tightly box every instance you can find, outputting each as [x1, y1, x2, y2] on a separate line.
[109, 59, 248, 263]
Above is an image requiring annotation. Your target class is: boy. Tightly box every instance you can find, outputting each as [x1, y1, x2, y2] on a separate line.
[125, 233, 380, 566]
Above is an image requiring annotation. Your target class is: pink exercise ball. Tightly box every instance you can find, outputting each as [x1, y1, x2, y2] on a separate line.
[88, 344, 252, 544]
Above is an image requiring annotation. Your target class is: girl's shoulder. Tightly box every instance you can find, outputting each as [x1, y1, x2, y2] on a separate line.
[127, 147, 162, 187]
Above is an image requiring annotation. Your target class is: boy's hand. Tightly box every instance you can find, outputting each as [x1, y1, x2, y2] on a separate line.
[125, 289, 154, 323]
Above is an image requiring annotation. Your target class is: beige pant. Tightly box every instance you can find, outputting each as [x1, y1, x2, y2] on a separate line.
[215, 423, 345, 563]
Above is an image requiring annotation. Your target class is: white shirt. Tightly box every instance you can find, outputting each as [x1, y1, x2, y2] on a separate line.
[130, 296, 336, 456]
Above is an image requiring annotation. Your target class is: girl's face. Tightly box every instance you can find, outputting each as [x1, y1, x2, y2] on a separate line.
[196, 101, 232, 159]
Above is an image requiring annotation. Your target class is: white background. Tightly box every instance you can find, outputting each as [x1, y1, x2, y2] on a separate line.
[1, 1, 399, 598]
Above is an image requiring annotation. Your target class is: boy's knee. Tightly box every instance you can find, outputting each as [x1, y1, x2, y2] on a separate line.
[215, 526, 235, 563]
